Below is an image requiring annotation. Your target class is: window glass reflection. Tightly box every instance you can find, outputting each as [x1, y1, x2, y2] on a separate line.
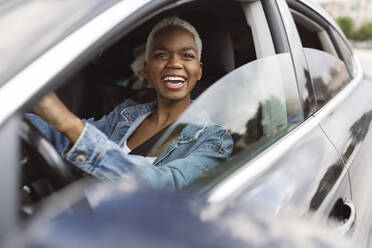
[304, 48, 351, 107]
[151, 54, 302, 190]
[333, 31, 357, 78]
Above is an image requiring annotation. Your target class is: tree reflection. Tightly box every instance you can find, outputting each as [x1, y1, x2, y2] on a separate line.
[308, 56, 350, 108]
[343, 109, 372, 161]
[309, 160, 344, 210]
[230, 95, 287, 156]
[350, 110, 372, 143]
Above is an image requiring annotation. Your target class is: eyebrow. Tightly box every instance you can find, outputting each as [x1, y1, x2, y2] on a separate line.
[181, 47, 197, 53]
[152, 46, 168, 52]
[151, 46, 197, 53]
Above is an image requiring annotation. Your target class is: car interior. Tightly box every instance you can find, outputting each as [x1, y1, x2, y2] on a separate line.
[57, 0, 256, 121]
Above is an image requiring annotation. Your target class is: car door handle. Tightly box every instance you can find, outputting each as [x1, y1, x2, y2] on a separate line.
[329, 198, 356, 235]
[339, 199, 356, 235]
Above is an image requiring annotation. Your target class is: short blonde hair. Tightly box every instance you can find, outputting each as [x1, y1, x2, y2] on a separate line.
[145, 16, 202, 61]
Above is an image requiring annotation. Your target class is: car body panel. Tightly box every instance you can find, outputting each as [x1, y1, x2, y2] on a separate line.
[206, 114, 351, 217]
[0, 0, 153, 127]
[0, 115, 19, 235]
[318, 79, 372, 168]
[1, 184, 361, 248]
[0, 0, 121, 87]
[344, 101, 372, 246]
[317, 76, 372, 243]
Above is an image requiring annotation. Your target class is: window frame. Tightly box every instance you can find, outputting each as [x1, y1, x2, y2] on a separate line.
[329, 28, 358, 78]
[287, 0, 353, 78]
[275, 0, 316, 117]
[286, 0, 358, 114]
[290, 9, 338, 57]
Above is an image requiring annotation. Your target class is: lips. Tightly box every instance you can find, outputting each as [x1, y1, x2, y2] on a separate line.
[162, 75, 187, 90]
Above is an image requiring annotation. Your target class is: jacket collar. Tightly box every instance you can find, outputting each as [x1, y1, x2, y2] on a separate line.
[119, 100, 209, 142]
[120, 100, 157, 122]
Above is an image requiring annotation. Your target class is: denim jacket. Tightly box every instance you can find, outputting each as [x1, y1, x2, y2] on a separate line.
[26, 100, 233, 191]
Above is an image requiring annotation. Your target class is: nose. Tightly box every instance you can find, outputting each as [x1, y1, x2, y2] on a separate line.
[166, 54, 182, 70]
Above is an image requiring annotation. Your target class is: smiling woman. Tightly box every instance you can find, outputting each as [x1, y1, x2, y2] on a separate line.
[145, 25, 202, 100]
[25, 16, 233, 192]
[128, 21, 203, 149]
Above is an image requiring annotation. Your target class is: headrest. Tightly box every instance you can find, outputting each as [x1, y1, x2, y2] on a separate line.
[183, 14, 235, 98]
[93, 41, 134, 80]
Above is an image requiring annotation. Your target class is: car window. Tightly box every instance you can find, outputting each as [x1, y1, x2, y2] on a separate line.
[332, 29, 358, 78]
[50, 0, 301, 193]
[291, 10, 351, 108]
[81, 0, 255, 120]
[302, 48, 350, 107]
[153, 53, 302, 192]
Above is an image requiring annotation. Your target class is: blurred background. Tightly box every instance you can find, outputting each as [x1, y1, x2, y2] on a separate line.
[316, 0, 372, 77]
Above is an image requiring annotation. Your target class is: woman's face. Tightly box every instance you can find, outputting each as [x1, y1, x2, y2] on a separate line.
[145, 26, 202, 103]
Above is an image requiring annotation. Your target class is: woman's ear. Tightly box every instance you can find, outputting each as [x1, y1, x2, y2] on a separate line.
[198, 62, 203, 80]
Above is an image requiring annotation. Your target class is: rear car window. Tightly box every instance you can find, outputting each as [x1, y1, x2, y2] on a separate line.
[291, 9, 351, 108]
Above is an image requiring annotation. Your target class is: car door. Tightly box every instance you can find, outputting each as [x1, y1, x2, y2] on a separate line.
[285, 0, 358, 232]
[184, 0, 352, 228]
[292, 1, 372, 244]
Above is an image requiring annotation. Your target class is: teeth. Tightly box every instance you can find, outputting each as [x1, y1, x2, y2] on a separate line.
[163, 76, 185, 82]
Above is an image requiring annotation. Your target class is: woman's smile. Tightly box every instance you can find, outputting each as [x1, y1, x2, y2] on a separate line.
[162, 75, 187, 90]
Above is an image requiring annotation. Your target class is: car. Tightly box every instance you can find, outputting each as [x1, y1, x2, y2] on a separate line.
[1, 182, 363, 248]
[0, 0, 371, 246]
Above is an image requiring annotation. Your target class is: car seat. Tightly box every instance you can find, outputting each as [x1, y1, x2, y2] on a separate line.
[184, 14, 236, 99]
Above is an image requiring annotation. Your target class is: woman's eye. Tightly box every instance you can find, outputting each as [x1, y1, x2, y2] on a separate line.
[153, 53, 166, 58]
[183, 53, 195, 59]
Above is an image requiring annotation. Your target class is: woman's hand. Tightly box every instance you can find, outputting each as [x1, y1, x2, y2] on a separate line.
[33, 92, 85, 143]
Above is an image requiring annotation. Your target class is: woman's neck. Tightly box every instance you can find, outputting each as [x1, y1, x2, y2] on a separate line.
[151, 97, 190, 127]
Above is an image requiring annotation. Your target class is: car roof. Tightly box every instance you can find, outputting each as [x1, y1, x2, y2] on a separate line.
[0, 0, 121, 87]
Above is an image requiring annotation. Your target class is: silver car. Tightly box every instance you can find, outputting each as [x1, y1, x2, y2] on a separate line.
[0, 0, 370, 246]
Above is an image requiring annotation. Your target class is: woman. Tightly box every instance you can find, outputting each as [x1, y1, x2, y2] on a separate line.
[27, 17, 233, 191]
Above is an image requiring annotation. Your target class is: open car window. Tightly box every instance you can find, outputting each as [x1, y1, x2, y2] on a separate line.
[53, 0, 302, 194]
[148, 53, 303, 193]
[59, 0, 256, 121]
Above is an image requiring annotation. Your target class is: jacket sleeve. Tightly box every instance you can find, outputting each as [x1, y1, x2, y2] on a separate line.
[24, 100, 133, 154]
[25, 113, 71, 154]
[64, 122, 233, 192]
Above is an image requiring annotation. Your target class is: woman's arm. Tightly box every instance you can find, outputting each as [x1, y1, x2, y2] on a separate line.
[33, 92, 85, 143]
[26, 93, 132, 153]
[63, 122, 233, 191]
[29, 93, 233, 191]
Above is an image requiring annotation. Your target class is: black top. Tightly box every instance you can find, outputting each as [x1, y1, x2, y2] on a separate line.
[129, 126, 171, 156]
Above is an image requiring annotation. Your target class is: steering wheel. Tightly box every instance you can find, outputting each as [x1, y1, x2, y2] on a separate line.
[19, 118, 82, 204]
